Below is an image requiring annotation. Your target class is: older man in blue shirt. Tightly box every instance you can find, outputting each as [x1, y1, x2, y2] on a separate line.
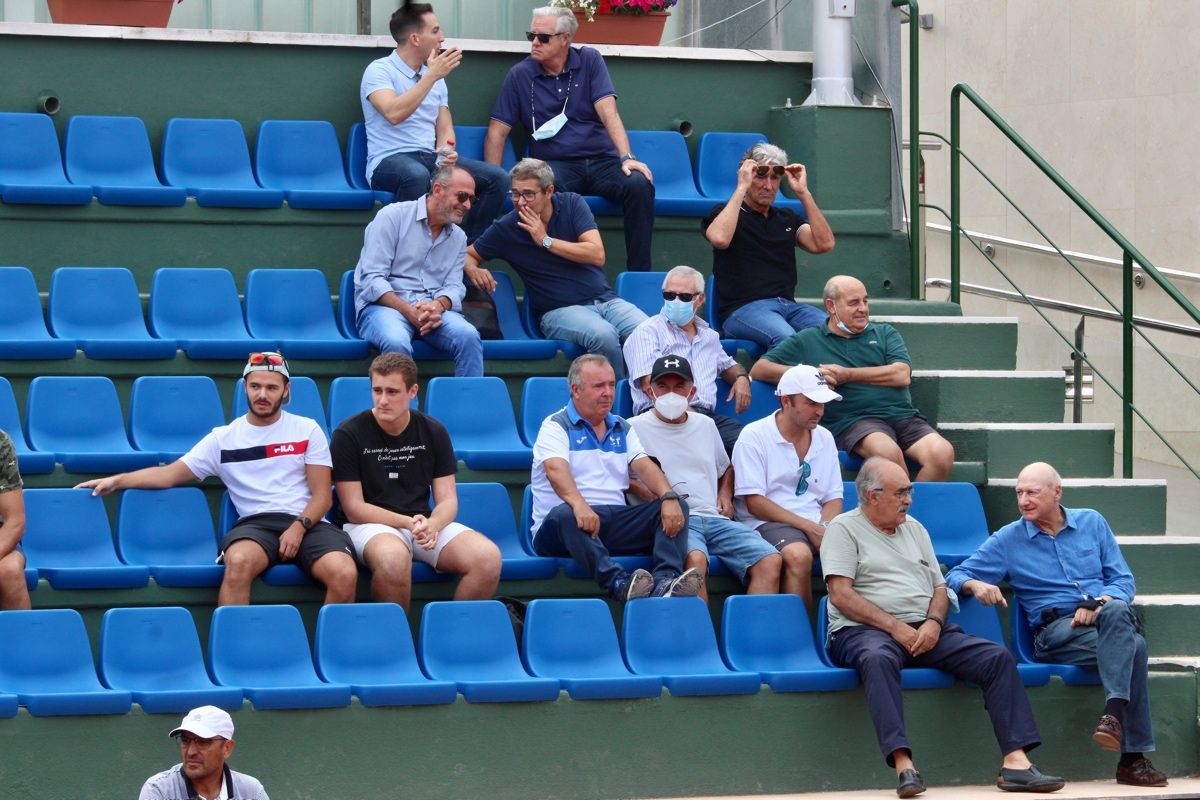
[353, 164, 483, 377]
[946, 461, 1168, 789]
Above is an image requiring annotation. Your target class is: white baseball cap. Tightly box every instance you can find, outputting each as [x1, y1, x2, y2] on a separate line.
[169, 705, 235, 740]
[775, 364, 842, 403]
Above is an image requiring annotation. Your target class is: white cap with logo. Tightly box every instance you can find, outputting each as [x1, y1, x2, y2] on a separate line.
[775, 364, 842, 403]
[169, 705, 235, 740]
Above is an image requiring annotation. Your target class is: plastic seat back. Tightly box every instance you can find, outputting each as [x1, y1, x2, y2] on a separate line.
[230, 374, 328, 437]
[336, 268, 365, 340]
[244, 268, 366, 359]
[626, 130, 710, 214]
[908, 482, 989, 566]
[161, 118, 283, 207]
[519, 377, 570, 448]
[255, 120, 374, 209]
[424, 377, 531, 469]
[419, 600, 537, 682]
[21, 488, 135, 571]
[129, 376, 226, 457]
[149, 267, 270, 357]
[614, 270, 671, 316]
[622, 597, 733, 676]
[524, 598, 645, 680]
[344, 123, 395, 202]
[64, 115, 185, 205]
[328, 376, 373, 429]
[0, 266, 77, 358]
[48, 266, 156, 343]
[1009, 596, 1102, 685]
[721, 594, 827, 674]
[0, 112, 93, 204]
[0, 376, 55, 474]
[25, 376, 150, 466]
[115, 487, 221, 574]
[455, 482, 558, 579]
[713, 378, 780, 423]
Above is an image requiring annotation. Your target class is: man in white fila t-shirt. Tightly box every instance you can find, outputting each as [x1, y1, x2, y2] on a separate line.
[77, 352, 358, 605]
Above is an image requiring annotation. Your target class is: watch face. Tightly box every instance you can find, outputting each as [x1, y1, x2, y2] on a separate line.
[542, 236, 553, 249]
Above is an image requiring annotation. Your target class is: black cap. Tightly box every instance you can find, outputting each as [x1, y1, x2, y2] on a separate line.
[649, 355, 694, 383]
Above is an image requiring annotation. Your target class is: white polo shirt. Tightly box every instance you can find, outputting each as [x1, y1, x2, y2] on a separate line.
[731, 412, 842, 529]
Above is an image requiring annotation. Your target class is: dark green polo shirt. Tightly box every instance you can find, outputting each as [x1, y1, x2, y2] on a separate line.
[762, 322, 917, 437]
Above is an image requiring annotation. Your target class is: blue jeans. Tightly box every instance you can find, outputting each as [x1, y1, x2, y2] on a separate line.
[357, 303, 483, 377]
[1035, 599, 1154, 752]
[533, 499, 688, 598]
[539, 298, 647, 380]
[687, 515, 777, 583]
[370, 151, 509, 243]
[721, 297, 826, 350]
[546, 156, 655, 270]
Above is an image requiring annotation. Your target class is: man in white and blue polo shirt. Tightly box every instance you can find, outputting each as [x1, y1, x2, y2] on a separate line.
[529, 354, 701, 601]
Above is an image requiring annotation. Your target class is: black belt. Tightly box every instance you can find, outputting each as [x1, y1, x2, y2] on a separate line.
[1034, 605, 1079, 637]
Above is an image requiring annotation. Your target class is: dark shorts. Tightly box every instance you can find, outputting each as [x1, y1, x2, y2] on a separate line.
[220, 512, 355, 575]
[756, 521, 817, 554]
[835, 413, 938, 454]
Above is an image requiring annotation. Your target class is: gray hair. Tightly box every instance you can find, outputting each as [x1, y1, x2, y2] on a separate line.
[854, 456, 891, 501]
[741, 141, 788, 166]
[510, 158, 556, 190]
[568, 354, 612, 387]
[662, 265, 705, 294]
[823, 277, 841, 304]
[431, 163, 459, 187]
[532, 6, 577, 35]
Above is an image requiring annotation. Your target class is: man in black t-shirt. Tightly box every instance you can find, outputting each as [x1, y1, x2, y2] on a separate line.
[702, 140, 836, 352]
[331, 352, 501, 608]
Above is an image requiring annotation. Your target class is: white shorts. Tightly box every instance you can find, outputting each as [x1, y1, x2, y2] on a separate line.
[343, 520, 470, 569]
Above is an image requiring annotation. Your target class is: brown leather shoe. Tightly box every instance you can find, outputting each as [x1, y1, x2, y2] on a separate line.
[1116, 757, 1168, 787]
[1092, 714, 1122, 751]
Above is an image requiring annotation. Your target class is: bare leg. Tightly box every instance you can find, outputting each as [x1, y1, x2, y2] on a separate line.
[0, 550, 31, 610]
[309, 550, 358, 605]
[906, 432, 955, 482]
[218, 540, 269, 606]
[779, 542, 813, 609]
[364, 534, 413, 609]
[746, 553, 782, 595]
[854, 431, 909, 475]
[684, 550, 710, 602]
[435, 530, 502, 601]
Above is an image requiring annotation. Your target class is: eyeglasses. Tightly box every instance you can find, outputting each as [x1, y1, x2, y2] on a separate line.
[662, 291, 698, 302]
[510, 189, 542, 201]
[178, 734, 223, 750]
[525, 31, 566, 44]
[873, 486, 914, 500]
[795, 460, 812, 495]
[247, 352, 284, 367]
[753, 165, 786, 179]
[453, 191, 476, 204]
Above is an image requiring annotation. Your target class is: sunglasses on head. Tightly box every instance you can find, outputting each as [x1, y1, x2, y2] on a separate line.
[247, 352, 284, 366]
[753, 165, 786, 179]
[662, 291, 698, 302]
[525, 31, 565, 43]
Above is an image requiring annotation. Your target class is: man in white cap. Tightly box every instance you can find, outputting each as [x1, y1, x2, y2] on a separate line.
[139, 705, 269, 800]
[77, 352, 358, 606]
[731, 363, 843, 608]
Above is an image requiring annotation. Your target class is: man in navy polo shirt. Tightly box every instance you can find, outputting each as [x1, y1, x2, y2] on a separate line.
[484, 5, 655, 271]
[465, 158, 646, 379]
[528, 353, 701, 601]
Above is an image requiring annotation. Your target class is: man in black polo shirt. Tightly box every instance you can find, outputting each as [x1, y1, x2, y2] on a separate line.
[702, 141, 835, 352]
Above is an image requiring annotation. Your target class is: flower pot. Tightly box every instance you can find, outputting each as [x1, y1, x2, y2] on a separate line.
[571, 9, 669, 46]
[47, 0, 175, 27]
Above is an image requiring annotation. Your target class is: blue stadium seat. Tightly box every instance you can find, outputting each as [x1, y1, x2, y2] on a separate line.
[98, 607, 244, 713]
[63, 115, 187, 206]
[614, 378, 634, 418]
[244, 268, 368, 359]
[218, 493, 311, 587]
[816, 596, 954, 689]
[254, 120, 376, 210]
[149, 268, 276, 359]
[0, 609, 132, 716]
[0, 112, 93, 205]
[626, 130, 712, 216]
[424, 377, 532, 470]
[952, 596, 1051, 687]
[25, 377, 162, 472]
[230, 374, 328, 438]
[712, 377, 780, 424]
[336, 269, 367, 342]
[523, 598, 662, 700]
[0, 692, 15, 718]
[519, 485, 651, 578]
[209, 605, 352, 710]
[345, 122, 407, 203]
[719, 594, 858, 693]
[694, 130, 805, 212]
[21, 488, 150, 589]
[115, 488, 224, 588]
[518, 292, 584, 359]
[519, 376, 569, 447]
[47, 267, 179, 359]
[160, 118, 285, 208]
[704, 275, 764, 359]
[1009, 595, 1102, 686]
[613, 270, 670, 316]
[622, 597, 761, 697]
[129, 376, 226, 462]
[0, 267, 77, 359]
[314, 603, 458, 707]
[477, 271, 560, 360]
[0, 376, 55, 474]
[418, 600, 560, 703]
[455, 125, 518, 170]
[456, 482, 558, 580]
[906, 482, 990, 567]
[328, 376, 373, 429]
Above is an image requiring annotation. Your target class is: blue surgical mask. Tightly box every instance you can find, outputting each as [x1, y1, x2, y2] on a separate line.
[661, 298, 695, 327]
[833, 309, 856, 335]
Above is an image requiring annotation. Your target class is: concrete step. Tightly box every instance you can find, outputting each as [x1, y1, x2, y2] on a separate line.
[796, 298, 963, 318]
[882, 315, 1019, 370]
[1121, 537, 1200, 593]
[913, 369, 1065, 424]
[982, 478, 1167, 535]
[655, 777, 1200, 799]
[941, 423, 1115, 479]
[1135, 595, 1200, 658]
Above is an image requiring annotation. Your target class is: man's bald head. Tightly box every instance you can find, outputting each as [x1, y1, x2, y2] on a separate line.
[1017, 462, 1062, 491]
[823, 275, 870, 336]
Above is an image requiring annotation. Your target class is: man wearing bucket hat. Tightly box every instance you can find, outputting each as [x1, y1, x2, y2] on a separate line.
[731, 363, 843, 609]
[77, 352, 358, 606]
[139, 705, 269, 800]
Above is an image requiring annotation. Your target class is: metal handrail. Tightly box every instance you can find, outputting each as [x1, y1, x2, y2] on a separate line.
[892, 0, 921, 299]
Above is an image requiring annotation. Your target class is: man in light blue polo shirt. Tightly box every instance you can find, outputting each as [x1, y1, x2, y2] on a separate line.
[529, 354, 701, 601]
[361, 2, 507, 242]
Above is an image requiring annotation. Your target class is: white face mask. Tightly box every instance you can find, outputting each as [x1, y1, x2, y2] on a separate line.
[652, 389, 690, 421]
[531, 111, 568, 141]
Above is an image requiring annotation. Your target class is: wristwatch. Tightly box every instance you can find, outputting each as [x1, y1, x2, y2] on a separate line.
[620, 152, 636, 163]
[541, 235, 553, 250]
[294, 515, 313, 531]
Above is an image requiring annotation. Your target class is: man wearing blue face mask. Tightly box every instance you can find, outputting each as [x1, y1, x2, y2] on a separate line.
[623, 265, 753, 455]
[750, 275, 956, 482]
[484, 6, 655, 271]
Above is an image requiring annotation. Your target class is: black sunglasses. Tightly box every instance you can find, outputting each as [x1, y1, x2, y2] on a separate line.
[525, 31, 565, 44]
[753, 165, 786, 179]
[453, 191, 477, 204]
[662, 291, 698, 302]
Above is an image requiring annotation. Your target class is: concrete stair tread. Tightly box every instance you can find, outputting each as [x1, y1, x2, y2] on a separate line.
[913, 369, 1063, 378]
[943, 422, 1115, 431]
[655, 777, 1200, 799]
[1132, 594, 1200, 606]
[1119, 535, 1200, 544]
[991, 478, 1167, 487]
[875, 315, 1019, 324]
[1150, 656, 1200, 669]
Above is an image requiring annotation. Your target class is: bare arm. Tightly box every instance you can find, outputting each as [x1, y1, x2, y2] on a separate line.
[335, 480, 415, 530]
[593, 96, 652, 181]
[785, 164, 835, 254]
[516, 206, 605, 266]
[704, 159, 757, 249]
[629, 455, 684, 537]
[544, 456, 600, 536]
[484, 119, 512, 165]
[749, 357, 791, 383]
[276, 463, 335, 562]
[819, 361, 910, 389]
[426, 474, 459, 535]
[959, 578, 1008, 607]
[368, 48, 461, 126]
[716, 466, 735, 518]
[434, 106, 456, 153]
[0, 488, 25, 558]
[75, 460, 199, 495]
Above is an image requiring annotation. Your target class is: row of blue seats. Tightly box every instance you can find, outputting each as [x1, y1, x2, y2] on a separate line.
[0, 111, 796, 217]
[0, 594, 1096, 718]
[11, 478, 990, 594]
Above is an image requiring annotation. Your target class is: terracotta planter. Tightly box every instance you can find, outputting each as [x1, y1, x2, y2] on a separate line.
[47, 0, 175, 27]
[571, 9, 669, 46]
